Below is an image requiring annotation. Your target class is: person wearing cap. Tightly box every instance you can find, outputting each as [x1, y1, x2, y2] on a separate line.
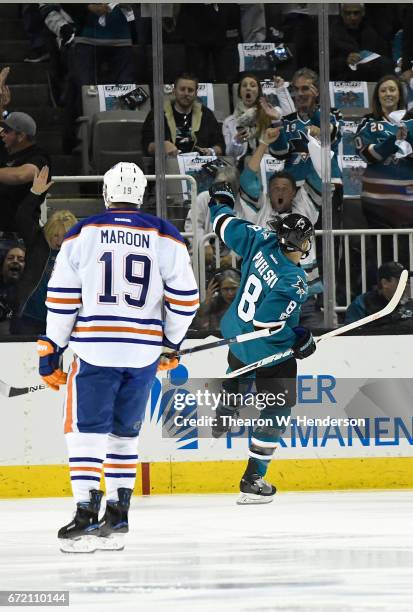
[0, 111, 51, 233]
[344, 262, 413, 329]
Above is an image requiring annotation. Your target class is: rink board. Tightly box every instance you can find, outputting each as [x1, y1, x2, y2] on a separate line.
[1, 457, 413, 498]
[1, 336, 412, 497]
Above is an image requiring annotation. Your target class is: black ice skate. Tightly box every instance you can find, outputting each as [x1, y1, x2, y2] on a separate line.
[97, 487, 133, 551]
[58, 489, 103, 553]
[237, 474, 277, 505]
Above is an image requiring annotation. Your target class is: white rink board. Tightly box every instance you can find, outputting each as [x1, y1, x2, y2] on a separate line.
[0, 336, 412, 466]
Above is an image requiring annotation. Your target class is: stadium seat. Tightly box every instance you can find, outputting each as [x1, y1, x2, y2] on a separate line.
[77, 84, 151, 174]
[210, 84, 231, 123]
[83, 84, 150, 120]
[88, 111, 145, 174]
[46, 197, 104, 222]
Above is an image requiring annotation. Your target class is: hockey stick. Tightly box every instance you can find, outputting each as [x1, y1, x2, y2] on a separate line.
[0, 379, 47, 398]
[0, 325, 285, 396]
[227, 269, 409, 378]
[178, 322, 286, 357]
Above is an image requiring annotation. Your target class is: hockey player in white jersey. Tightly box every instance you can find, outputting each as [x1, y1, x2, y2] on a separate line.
[37, 162, 199, 552]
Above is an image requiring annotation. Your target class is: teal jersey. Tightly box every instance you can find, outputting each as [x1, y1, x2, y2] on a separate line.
[21, 249, 58, 322]
[268, 108, 343, 202]
[355, 114, 413, 219]
[210, 203, 309, 366]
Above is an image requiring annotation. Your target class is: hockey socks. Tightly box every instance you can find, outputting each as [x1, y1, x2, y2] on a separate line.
[65, 432, 108, 503]
[246, 438, 278, 478]
[104, 434, 138, 500]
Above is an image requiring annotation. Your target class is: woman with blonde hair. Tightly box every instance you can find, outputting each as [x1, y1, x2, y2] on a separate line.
[10, 166, 78, 335]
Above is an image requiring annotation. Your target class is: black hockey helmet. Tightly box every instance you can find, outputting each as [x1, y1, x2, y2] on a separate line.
[268, 213, 314, 258]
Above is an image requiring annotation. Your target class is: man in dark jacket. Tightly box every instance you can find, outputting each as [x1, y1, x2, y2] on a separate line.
[142, 73, 225, 157]
[345, 261, 413, 333]
[330, 3, 393, 81]
[0, 112, 51, 233]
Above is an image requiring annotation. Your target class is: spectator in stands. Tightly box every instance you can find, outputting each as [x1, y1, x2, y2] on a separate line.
[265, 68, 343, 226]
[185, 164, 241, 237]
[185, 164, 240, 276]
[355, 75, 413, 263]
[240, 4, 266, 43]
[0, 245, 26, 286]
[0, 66, 10, 104]
[345, 261, 413, 332]
[0, 67, 10, 164]
[330, 3, 394, 81]
[43, 3, 135, 83]
[22, 3, 50, 63]
[237, 127, 323, 327]
[9, 166, 77, 336]
[175, 4, 240, 83]
[142, 73, 225, 157]
[192, 268, 240, 331]
[222, 74, 294, 166]
[40, 3, 136, 152]
[0, 112, 51, 234]
[265, 4, 318, 71]
[0, 245, 25, 332]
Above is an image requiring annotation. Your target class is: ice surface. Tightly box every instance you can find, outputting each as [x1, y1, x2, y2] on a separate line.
[0, 491, 412, 611]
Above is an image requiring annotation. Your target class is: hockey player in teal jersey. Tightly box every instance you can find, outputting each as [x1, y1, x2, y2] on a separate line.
[208, 181, 317, 504]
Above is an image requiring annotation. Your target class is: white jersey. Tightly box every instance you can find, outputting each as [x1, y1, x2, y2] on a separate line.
[46, 207, 199, 368]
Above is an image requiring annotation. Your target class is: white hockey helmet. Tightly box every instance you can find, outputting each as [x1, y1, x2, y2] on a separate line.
[103, 162, 147, 208]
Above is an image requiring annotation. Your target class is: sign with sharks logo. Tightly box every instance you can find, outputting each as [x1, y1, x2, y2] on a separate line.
[329, 81, 368, 110]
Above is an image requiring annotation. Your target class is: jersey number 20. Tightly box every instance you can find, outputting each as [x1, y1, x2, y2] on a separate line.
[237, 274, 262, 322]
[98, 251, 151, 307]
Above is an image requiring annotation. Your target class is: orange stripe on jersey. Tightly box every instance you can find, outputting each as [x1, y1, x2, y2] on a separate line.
[47, 297, 82, 304]
[165, 296, 200, 306]
[69, 466, 102, 473]
[64, 358, 78, 434]
[104, 463, 137, 469]
[72, 326, 163, 336]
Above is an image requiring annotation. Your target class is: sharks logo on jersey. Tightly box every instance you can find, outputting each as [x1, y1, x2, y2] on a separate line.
[292, 276, 307, 297]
